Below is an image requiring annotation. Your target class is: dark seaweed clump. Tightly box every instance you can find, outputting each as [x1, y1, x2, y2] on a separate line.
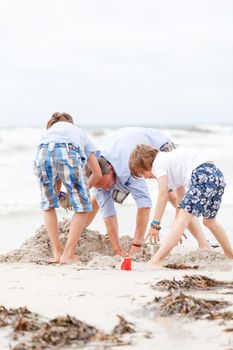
[0, 305, 135, 350]
[146, 292, 229, 319]
[152, 275, 233, 292]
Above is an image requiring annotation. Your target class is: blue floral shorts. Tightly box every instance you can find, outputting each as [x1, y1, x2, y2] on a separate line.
[179, 163, 226, 219]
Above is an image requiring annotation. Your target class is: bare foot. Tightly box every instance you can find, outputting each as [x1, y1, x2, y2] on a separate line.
[60, 254, 80, 265]
[198, 243, 211, 250]
[147, 259, 164, 269]
[225, 252, 233, 260]
[52, 248, 64, 263]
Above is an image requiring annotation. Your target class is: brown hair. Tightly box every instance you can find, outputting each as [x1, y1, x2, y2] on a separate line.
[85, 157, 112, 178]
[46, 112, 74, 129]
[129, 144, 159, 178]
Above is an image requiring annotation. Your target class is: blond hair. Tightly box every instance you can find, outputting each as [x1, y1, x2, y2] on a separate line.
[129, 144, 159, 178]
[46, 112, 74, 129]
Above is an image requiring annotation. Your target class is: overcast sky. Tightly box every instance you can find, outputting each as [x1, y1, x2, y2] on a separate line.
[0, 0, 232, 128]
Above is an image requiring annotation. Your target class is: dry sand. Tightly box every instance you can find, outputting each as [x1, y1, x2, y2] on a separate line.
[1, 219, 233, 349]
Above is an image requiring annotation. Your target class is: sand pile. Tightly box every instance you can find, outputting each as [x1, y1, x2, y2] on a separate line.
[0, 218, 151, 264]
[0, 218, 230, 268]
[164, 249, 229, 269]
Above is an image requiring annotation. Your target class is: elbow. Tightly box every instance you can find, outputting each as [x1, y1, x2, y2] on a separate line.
[92, 171, 102, 185]
[95, 172, 102, 183]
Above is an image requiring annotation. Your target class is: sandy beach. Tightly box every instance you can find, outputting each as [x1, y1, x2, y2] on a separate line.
[1, 260, 233, 349]
[1, 220, 233, 349]
[1, 126, 233, 349]
[1, 0, 233, 347]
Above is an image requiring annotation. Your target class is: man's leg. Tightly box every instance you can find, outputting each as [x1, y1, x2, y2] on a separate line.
[85, 195, 124, 255]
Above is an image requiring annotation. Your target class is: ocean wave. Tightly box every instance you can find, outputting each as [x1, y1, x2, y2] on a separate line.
[0, 127, 42, 153]
[0, 125, 232, 153]
[191, 124, 233, 133]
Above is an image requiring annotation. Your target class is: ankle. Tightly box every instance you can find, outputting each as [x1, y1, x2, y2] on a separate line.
[52, 245, 63, 254]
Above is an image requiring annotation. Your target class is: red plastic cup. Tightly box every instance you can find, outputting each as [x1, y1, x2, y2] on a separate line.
[121, 257, 132, 270]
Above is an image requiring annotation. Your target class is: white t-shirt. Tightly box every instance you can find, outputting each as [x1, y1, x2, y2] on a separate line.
[39, 121, 99, 161]
[152, 147, 212, 190]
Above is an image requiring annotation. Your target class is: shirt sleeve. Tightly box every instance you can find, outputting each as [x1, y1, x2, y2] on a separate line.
[83, 133, 101, 160]
[152, 156, 168, 179]
[94, 188, 117, 218]
[125, 178, 152, 208]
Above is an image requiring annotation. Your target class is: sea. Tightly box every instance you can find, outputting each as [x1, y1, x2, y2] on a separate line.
[0, 124, 233, 254]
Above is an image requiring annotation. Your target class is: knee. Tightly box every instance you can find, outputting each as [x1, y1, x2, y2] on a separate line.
[203, 218, 215, 229]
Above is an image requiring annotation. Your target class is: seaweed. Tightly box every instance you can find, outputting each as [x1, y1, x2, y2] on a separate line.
[0, 306, 38, 329]
[206, 311, 233, 321]
[152, 275, 233, 292]
[112, 315, 136, 335]
[0, 305, 133, 349]
[146, 292, 229, 319]
[30, 315, 105, 348]
[164, 264, 199, 270]
[224, 327, 233, 332]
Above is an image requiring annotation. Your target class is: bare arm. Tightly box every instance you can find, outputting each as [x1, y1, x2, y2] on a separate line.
[85, 195, 99, 228]
[145, 175, 169, 244]
[103, 216, 123, 256]
[86, 153, 102, 189]
[129, 207, 150, 255]
[153, 176, 169, 222]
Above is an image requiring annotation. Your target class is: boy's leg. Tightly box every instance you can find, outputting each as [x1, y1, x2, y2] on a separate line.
[169, 187, 209, 249]
[203, 218, 233, 259]
[149, 209, 193, 266]
[187, 217, 210, 249]
[60, 212, 88, 264]
[43, 208, 63, 262]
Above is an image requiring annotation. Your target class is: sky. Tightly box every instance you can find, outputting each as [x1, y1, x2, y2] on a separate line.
[0, 0, 232, 128]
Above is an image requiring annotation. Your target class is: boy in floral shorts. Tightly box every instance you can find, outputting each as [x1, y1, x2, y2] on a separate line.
[34, 113, 102, 264]
[129, 145, 233, 266]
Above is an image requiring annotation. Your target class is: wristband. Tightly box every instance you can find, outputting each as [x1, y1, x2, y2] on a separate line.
[152, 220, 160, 225]
[132, 243, 142, 248]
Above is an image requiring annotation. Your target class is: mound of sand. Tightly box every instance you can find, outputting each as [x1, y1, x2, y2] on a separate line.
[165, 249, 229, 269]
[0, 218, 151, 264]
[0, 218, 229, 269]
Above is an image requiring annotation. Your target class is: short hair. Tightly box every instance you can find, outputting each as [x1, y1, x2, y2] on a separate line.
[85, 157, 112, 178]
[46, 112, 74, 129]
[129, 144, 159, 178]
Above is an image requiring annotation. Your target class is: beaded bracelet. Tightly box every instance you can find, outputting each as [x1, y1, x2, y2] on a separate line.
[150, 223, 161, 230]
